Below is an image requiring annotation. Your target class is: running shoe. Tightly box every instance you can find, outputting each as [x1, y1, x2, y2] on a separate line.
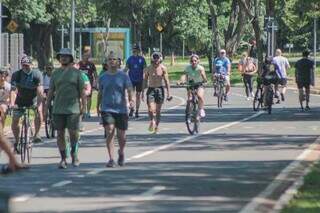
[58, 160, 67, 169]
[106, 159, 116, 168]
[33, 136, 43, 143]
[199, 109, 206, 118]
[117, 150, 125, 166]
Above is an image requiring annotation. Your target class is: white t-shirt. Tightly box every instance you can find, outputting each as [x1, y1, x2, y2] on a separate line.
[43, 74, 51, 90]
[273, 56, 290, 79]
[0, 81, 11, 104]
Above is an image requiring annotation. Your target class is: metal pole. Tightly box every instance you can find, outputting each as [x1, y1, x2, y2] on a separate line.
[182, 39, 185, 60]
[160, 33, 162, 53]
[61, 25, 64, 49]
[271, 20, 275, 57]
[71, 0, 75, 56]
[314, 17, 317, 69]
[79, 28, 82, 60]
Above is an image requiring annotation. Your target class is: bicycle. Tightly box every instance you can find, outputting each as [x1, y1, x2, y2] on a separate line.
[185, 80, 203, 135]
[45, 98, 55, 138]
[12, 106, 36, 164]
[214, 74, 226, 108]
[253, 78, 264, 111]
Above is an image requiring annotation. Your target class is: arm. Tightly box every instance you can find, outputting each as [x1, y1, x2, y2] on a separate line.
[227, 62, 231, 76]
[96, 90, 102, 116]
[44, 80, 55, 118]
[200, 66, 208, 83]
[162, 67, 171, 99]
[141, 68, 148, 100]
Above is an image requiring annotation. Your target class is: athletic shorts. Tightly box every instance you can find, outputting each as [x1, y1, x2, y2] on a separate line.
[297, 82, 310, 89]
[101, 112, 128, 130]
[147, 87, 164, 104]
[278, 78, 287, 86]
[132, 81, 143, 92]
[53, 114, 80, 131]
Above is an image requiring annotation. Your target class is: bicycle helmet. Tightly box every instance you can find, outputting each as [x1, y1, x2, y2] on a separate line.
[20, 55, 32, 65]
[151, 52, 163, 62]
[56, 48, 74, 61]
[0, 67, 9, 76]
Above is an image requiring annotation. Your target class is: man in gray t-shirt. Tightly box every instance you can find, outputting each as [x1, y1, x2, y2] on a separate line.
[97, 53, 133, 168]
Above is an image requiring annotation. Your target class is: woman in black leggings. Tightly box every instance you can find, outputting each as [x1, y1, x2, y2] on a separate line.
[238, 52, 257, 100]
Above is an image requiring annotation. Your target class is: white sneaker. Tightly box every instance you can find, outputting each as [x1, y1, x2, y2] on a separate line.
[246, 97, 250, 101]
[199, 109, 206, 118]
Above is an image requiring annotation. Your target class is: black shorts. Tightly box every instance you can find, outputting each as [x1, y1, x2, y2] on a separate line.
[147, 87, 164, 104]
[132, 81, 143, 92]
[297, 82, 310, 89]
[278, 78, 287, 86]
[101, 112, 128, 130]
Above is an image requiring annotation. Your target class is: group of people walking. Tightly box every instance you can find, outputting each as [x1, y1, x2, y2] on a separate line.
[0, 40, 316, 172]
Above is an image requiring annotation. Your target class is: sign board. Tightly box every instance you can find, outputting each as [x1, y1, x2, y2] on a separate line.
[155, 22, 164, 32]
[7, 20, 18, 33]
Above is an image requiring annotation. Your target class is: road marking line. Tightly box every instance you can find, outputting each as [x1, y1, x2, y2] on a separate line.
[51, 180, 72, 188]
[126, 111, 264, 161]
[11, 194, 35, 202]
[239, 137, 320, 213]
[130, 186, 166, 201]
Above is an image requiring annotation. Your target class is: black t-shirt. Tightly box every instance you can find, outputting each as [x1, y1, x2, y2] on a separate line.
[295, 58, 314, 83]
[249, 45, 257, 58]
[11, 69, 43, 107]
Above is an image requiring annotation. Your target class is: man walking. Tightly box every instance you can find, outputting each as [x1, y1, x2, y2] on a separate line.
[97, 53, 133, 167]
[295, 50, 314, 110]
[45, 48, 86, 169]
[272, 49, 290, 102]
[125, 45, 146, 118]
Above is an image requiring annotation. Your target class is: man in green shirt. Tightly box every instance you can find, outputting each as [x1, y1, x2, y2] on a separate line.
[45, 48, 86, 169]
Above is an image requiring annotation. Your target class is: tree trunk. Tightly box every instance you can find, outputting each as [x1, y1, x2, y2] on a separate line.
[207, 0, 220, 56]
[224, 0, 247, 57]
[31, 23, 53, 70]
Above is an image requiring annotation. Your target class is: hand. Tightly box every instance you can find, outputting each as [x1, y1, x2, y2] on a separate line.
[167, 95, 173, 101]
[141, 93, 145, 102]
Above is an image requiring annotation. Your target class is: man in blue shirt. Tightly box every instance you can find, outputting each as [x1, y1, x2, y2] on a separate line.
[97, 53, 134, 167]
[125, 45, 146, 118]
[212, 49, 232, 101]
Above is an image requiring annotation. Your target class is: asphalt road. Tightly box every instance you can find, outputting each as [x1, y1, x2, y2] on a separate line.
[1, 87, 320, 213]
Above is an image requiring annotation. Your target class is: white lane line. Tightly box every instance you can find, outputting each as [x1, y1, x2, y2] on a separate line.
[130, 186, 166, 201]
[126, 111, 264, 161]
[87, 111, 263, 176]
[39, 188, 49, 192]
[51, 180, 72, 188]
[11, 194, 35, 202]
[140, 186, 166, 197]
[239, 137, 320, 213]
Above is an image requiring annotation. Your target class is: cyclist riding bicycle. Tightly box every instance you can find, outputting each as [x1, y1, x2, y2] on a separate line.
[212, 49, 231, 102]
[10, 55, 44, 151]
[183, 54, 207, 118]
[261, 57, 279, 106]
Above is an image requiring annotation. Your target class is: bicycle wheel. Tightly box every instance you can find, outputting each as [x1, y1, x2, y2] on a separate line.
[26, 122, 33, 164]
[265, 86, 274, 114]
[20, 121, 27, 163]
[253, 88, 262, 111]
[185, 100, 199, 135]
[45, 111, 51, 138]
[217, 84, 223, 108]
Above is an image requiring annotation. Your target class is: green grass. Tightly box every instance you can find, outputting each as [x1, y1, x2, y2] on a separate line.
[282, 162, 320, 213]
